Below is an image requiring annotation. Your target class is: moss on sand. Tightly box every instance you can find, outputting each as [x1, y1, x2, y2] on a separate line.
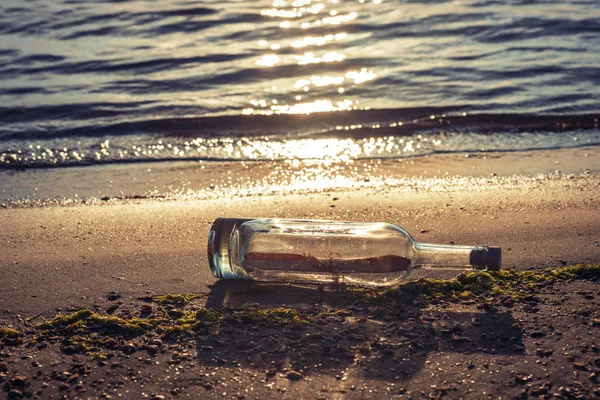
[0, 326, 21, 339]
[4, 264, 597, 356]
[381, 263, 600, 302]
[37, 308, 160, 336]
[153, 293, 206, 306]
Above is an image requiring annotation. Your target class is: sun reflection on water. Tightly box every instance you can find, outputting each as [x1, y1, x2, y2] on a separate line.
[242, 137, 362, 161]
[256, 54, 280, 67]
[291, 33, 348, 48]
[0, 134, 446, 167]
[295, 51, 345, 65]
[250, 0, 376, 115]
[272, 99, 355, 114]
[322, 12, 357, 25]
[224, 136, 436, 160]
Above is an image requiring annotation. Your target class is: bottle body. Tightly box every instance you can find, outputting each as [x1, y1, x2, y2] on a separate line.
[208, 218, 500, 287]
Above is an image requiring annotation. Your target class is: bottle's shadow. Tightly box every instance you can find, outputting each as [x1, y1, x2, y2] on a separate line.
[193, 280, 524, 383]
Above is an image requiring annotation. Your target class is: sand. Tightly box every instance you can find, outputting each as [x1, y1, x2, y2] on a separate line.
[0, 147, 599, 398]
[2, 164, 599, 315]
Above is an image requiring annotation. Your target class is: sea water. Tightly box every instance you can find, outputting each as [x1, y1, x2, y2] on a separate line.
[0, 0, 599, 202]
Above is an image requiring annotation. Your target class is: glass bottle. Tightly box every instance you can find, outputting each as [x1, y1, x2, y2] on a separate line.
[208, 218, 501, 287]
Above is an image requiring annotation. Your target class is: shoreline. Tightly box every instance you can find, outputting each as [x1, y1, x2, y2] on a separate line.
[1, 145, 598, 206]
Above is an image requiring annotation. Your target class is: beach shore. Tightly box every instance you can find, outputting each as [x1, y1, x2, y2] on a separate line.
[1, 147, 599, 398]
[2, 146, 600, 314]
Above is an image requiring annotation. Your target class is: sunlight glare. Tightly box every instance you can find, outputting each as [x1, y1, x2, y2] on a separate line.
[270, 99, 353, 114]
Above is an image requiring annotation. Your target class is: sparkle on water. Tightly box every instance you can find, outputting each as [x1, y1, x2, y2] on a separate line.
[248, 0, 379, 115]
[5, 150, 595, 206]
[0, 134, 443, 167]
[1, 0, 599, 204]
[2, 128, 596, 168]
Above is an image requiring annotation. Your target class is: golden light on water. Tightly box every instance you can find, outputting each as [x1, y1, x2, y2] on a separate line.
[270, 99, 354, 114]
[291, 0, 313, 7]
[306, 4, 325, 14]
[322, 12, 357, 25]
[346, 68, 377, 84]
[295, 51, 345, 65]
[250, 0, 377, 115]
[293, 68, 376, 90]
[183, 135, 437, 161]
[260, 9, 299, 18]
[291, 33, 348, 48]
[295, 76, 341, 88]
[1, 134, 456, 201]
[256, 54, 280, 67]
[240, 138, 363, 161]
[162, 155, 544, 205]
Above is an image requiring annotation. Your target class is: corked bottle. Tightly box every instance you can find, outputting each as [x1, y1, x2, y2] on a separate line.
[208, 218, 501, 287]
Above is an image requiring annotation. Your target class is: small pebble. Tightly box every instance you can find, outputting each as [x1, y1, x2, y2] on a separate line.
[106, 291, 121, 301]
[286, 370, 303, 381]
[572, 361, 586, 369]
[140, 305, 152, 314]
[8, 389, 23, 400]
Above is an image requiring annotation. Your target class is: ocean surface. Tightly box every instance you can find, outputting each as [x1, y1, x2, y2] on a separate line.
[1, 0, 599, 202]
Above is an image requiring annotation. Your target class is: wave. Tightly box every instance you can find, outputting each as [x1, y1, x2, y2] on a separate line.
[1, 0, 599, 172]
[0, 107, 598, 141]
[1, 108, 598, 170]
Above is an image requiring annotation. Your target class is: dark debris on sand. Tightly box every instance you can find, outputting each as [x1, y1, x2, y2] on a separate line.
[0, 265, 599, 399]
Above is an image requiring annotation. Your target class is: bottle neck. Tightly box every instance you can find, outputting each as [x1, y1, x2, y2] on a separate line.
[412, 242, 487, 270]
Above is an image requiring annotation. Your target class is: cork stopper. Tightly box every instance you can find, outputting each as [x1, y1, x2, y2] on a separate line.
[470, 246, 502, 271]
[486, 246, 502, 271]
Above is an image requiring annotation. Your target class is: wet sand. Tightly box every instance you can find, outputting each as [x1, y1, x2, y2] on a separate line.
[0, 147, 599, 398]
[2, 145, 596, 204]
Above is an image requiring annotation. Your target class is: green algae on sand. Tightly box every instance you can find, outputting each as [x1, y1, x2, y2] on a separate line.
[381, 263, 600, 302]
[0, 326, 21, 339]
[36, 308, 160, 336]
[153, 293, 206, 306]
[3, 264, 598, 357]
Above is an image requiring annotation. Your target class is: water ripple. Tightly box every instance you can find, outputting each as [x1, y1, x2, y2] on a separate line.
[0, 0, 598, 169]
